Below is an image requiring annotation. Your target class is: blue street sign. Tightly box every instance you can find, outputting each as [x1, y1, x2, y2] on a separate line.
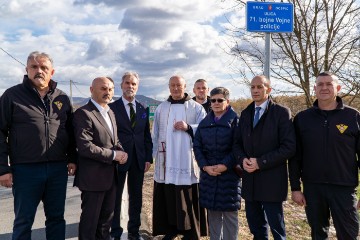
[246, 1, 294, 33]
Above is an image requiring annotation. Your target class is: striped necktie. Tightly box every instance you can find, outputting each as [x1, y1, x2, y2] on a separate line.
[128, 103, 136, 129]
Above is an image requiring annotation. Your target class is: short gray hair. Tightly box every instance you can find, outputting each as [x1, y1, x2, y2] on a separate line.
[27, 51, 53, 65]
[122, 72, 139, 83]
[210, 87, 230, 99]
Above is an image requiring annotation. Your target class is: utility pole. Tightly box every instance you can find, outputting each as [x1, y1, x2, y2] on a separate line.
[70, 79, 73, 106]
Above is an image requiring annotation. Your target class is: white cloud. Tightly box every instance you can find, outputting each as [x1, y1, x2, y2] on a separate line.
[0, 0, 247, 100]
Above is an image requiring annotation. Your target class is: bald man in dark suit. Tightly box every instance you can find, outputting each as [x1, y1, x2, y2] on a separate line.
[233, 75, 296, 240]
[73, 77, 128, 240]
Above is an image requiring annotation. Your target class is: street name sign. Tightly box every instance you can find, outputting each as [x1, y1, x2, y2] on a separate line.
[246, 1, 294, 33]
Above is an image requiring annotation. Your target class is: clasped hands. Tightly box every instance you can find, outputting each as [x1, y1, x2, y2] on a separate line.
[173, 120, 188, 131]
[243, 157, 259, 173]
[114, 150, 128, 164]
[203, 164, 227, 176]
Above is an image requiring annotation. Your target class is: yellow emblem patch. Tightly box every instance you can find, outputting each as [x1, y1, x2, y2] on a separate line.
[336, 124, 348, 134]
[54, 101, 63, 110]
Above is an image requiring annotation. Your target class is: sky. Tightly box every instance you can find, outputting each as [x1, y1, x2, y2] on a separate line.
[0, 0, 252, 100]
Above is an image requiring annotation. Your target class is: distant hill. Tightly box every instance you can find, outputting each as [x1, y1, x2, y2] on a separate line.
[72, 95, 161, 108]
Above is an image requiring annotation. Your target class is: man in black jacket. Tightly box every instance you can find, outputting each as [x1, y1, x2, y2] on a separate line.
[233, 75, 296, 240]
[0, 51, 77, 240]
[289, 72, 360, 239]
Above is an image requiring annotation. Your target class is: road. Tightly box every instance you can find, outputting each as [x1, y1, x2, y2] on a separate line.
[0, 176, 151, 240]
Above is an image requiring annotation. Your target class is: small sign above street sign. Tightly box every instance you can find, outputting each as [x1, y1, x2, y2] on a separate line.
[246, 1, 294, 33]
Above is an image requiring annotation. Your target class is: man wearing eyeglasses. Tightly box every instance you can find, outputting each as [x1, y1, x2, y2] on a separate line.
[152, 75, 208, 240]
[289, 72, 360, 239]
[233, 75, 296, 240]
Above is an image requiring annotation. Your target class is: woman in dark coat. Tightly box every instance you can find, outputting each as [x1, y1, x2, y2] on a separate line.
[193, 87, 241, 240]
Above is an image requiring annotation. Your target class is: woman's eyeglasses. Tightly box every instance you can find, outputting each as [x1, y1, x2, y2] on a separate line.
[210, 98, 226, 103]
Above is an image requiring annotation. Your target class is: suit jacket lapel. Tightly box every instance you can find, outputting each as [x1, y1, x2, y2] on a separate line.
[108, 110, 117, 142]
[88, 101, 114, 142]
[117, 98, 132, 127]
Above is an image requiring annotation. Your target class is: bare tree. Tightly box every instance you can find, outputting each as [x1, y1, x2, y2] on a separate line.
[225, 0, 360, 107]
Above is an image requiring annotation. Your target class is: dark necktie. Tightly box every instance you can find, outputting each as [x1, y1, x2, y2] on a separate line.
[253, 106, 261, 127]
[128, 103, 136, 129]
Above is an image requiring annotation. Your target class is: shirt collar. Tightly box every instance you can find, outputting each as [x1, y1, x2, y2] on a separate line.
[254, 99, 269, 110]
[91, 98, 110, 114]
[121, 96, 136, 107]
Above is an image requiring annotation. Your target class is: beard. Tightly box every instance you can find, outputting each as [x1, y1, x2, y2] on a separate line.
[124, 90, 135, 97]
[196, 94, 206, 100]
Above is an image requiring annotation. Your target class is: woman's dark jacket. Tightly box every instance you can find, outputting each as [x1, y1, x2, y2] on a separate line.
[194, 107, 241, 211]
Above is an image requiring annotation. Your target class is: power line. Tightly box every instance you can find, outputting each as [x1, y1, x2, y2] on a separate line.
[72, 81, 90, 98]
[0, 47, 25, 67]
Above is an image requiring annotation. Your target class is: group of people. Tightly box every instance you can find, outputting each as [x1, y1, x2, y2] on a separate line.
[0, 51, 359, 240]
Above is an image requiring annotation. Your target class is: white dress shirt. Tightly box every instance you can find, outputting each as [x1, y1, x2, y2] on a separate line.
[121, 96, 136, 120]
[90, 99, 117, 159]
[91, 99, 114, 137]
[254, 99, 269, 121]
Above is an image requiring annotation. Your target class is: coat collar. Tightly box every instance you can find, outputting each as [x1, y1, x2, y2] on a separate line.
[23, 75, 57, 93]
[246, 97, 274, 113]
[313, 96, 344, 110]
[201, 106, 237, 127]
[167, 92, 191, 103]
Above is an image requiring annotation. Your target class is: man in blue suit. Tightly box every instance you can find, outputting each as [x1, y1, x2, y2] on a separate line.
[109, 72, 153, 240]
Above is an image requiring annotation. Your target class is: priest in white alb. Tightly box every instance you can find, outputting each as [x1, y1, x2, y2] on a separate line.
[151, 75, 208, 240]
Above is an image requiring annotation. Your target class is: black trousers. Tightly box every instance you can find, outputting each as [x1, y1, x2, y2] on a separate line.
[79, 179, 117, 240]
[245, 200, 286, 240]
[152, 182, 208, 239]
[111, 152, 144, 237]
[304, 183, 359, 240]
[12, 162, 68, 240]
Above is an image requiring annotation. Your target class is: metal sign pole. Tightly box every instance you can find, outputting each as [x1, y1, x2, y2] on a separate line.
[264, 33, 271, 80]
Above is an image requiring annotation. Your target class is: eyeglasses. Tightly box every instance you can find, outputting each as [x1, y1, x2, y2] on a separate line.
[210, 98, 226, 103]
